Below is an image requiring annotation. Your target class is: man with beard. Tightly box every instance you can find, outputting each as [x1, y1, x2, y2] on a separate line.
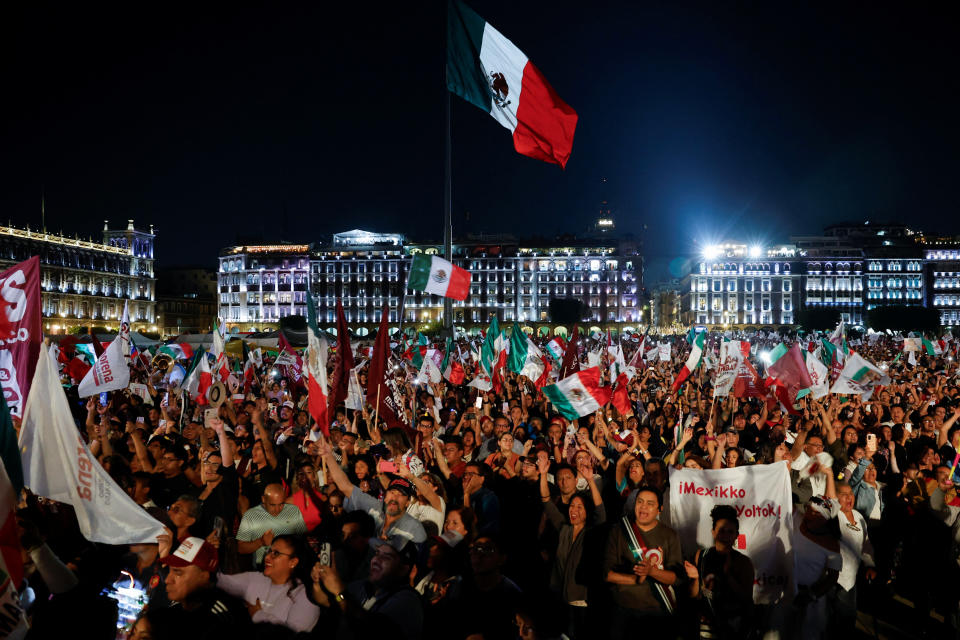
[318, 435, 426, 544]
[312, 535, 423, 640]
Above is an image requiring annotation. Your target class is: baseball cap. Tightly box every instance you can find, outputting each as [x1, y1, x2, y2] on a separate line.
[369, 536, 418, 566]
[282, 401, 295, 409]
[329, 424, 345, 433]
[386, 476, 416, 498]
[159, 537, 219, 573]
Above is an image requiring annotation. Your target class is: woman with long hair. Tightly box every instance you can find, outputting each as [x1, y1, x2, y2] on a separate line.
[461, 429, 479, 463]
[216, 534, 320, 633]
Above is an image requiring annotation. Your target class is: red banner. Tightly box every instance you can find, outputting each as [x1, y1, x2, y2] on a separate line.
[0, 257, 42, 417]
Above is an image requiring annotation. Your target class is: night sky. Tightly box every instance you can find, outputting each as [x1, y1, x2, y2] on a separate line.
[3, 2, 958, 282]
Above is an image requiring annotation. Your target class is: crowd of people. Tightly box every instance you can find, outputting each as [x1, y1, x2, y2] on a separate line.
[12, 325, 960, 639]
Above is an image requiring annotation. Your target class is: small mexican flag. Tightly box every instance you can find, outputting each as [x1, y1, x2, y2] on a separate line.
[407, 254, 470, 301]
[480, 315, 502, 376]
[508, 322, 545, 381]
[543, 366, 611, 420]
[922, 337, 942, 356]
[446, 0, 578, 168]
[183, 348, 212, 405]
[159, 343, 194, 361]
[441, 339, 465, 385]
[671, 332, 705, 392]
[545, 337, 565, 362]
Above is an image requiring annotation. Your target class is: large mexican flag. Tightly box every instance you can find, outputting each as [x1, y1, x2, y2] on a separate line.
[407, 254, 471, 301]
[447, 0, 578, 168]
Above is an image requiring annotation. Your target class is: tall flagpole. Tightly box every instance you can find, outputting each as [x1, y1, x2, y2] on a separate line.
[442, 2, 454, 340]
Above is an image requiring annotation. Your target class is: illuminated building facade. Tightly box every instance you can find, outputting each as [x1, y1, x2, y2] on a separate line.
[0, 220, 157, 334]
[924, 241, 960, 327]
[681, 223, 927, 328]
[681, 244, 801, 327]
[219, 228, 643, 334]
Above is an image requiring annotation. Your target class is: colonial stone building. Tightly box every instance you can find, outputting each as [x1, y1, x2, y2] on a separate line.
[0, 220, 157, 334]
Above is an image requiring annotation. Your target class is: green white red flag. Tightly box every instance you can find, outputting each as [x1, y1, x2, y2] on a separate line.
[671, 332, 705, 392]
[306, 298, 329, 435]
[441, 339, 465, 385]
[407, 254, 470, 301]
[508, 323, 545, 381]
[183, 348, 213, 404]
[446, 0, 578, 168]
[545, 337, 565, 362]
[543, 366, 611, 420]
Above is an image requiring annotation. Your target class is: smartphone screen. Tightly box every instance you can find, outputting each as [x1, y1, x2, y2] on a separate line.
[99, 392, 108, 407]
[475, 396, 483, 409]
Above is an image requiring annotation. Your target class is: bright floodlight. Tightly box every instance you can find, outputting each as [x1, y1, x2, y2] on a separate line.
[759, 350, 771, 365]
[703, 245, 721, 260]
[749, 245, 762, 258]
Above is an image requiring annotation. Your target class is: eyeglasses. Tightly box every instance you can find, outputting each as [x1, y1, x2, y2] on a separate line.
[468, 544, 496, 556]
[266, 548, 293, 558]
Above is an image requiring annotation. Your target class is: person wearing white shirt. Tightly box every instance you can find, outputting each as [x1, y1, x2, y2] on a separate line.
[826, 482, 876, 635]
[790, 431, 828, 502]
[398, 466, 447, 534]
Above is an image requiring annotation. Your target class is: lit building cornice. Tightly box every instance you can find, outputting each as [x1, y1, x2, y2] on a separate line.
[0, 225, 130, 255]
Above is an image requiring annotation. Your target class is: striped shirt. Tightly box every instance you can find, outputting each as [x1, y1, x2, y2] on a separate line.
[236, 504, 307, 566]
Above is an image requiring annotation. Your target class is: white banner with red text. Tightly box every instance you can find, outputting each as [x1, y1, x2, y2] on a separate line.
[667, 462, 793, 604]
[20, 350, 164, 544]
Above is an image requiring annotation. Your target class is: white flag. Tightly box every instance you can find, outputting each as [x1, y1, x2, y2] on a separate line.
[78, 301, 131, 397]
[805, 353, 830, 399]
[20, 350, 165, 544]
[713, 343, 742, 399]
[128, 382, 154, 405]
[830, 352, 890, 400]
[658, 343, 672, 362]
[211, 319, 225, 359]
[467, 372, 492, 391]
[345, 365, 364, 411]
[417, 354, 443, 385]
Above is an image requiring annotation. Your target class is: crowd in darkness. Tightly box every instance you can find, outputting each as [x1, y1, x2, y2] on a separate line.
[14, 330, 960, 639]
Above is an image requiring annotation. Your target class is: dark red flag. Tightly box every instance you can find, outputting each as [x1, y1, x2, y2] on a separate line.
[365, 302, 414, 438]
[328, 300, 355, 419]
[559, 323, 579, 379]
